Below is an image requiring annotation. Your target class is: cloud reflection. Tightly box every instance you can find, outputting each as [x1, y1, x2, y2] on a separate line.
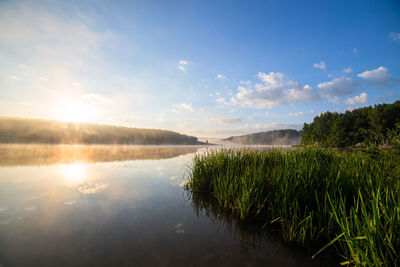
[78, 183, 108, 194]
[175, 222, 185, 234]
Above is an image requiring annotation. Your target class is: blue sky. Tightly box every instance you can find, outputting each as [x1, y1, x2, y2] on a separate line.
[0, 0, 399, 137]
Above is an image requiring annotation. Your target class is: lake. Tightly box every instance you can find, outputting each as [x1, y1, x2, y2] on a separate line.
[0, 145, 331, 266]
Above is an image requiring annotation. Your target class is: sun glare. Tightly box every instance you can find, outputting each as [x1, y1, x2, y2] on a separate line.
[61, 163, 87, 186]
[56, 101, 94, 123]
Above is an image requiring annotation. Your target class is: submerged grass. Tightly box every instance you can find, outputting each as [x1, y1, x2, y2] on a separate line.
[185, 148, 400, 266]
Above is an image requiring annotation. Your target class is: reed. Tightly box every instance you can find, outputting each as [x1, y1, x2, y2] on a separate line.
[185, 148, 400, 266]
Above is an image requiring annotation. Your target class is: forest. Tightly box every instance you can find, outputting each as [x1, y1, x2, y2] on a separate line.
[0, 117, 200, 145]
[301, 100, 400, 147]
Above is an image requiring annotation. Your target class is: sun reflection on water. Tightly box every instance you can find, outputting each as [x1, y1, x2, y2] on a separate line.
[60, 163, 87, 186]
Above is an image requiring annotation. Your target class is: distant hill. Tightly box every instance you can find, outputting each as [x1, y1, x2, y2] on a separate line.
[0, 117, 201, 145]
[223, 129, 302, 145]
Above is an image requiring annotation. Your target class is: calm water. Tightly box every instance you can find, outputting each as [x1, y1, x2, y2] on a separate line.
[0, 145, 331, 267]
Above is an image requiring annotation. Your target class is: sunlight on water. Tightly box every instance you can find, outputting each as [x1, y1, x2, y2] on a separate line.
[0, 145, 330, 267]
[60, 163, 87, 186]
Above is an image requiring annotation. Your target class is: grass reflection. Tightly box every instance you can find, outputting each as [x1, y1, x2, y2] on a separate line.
[185, 191, 338, 265]
[186, 192, 268, 250]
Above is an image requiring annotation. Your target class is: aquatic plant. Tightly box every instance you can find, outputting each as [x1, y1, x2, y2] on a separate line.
[185, 148, 400, 266]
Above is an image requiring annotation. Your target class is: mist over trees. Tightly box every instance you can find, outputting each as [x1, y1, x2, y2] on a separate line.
[224, 129, 302, 145]
[2, 100, 399, 147]
[0, 117, 200, 145]
[301, 100, 400, 147]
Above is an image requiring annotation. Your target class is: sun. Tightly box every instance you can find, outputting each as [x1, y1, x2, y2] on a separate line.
[55, 100, 94, 123]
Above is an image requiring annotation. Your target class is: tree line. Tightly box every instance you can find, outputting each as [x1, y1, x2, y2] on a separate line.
[301, 100, 400, 147]
[0, 117, 201, 145]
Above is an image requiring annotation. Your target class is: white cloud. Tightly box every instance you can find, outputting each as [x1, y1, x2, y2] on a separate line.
[313, 61, 326, 70]
[352, 48, 358, 55]
[358, 66, 388, 80]
[172, 103, 194, 113]
[216, 74, 226, 80]
[178, 60, 188, 72]
[230, 96, 238, 104]
[345, 92, 368, 105]
[343, 66, 353, 74]
[390, 32, 400, 41]
[357, 66, 398, 88]
[240, 80, 251, 85]
[216, 97, 227, 104]
[285, 84, 319, 103]
[317, 77, 359, 97]
[232, 72, 320, 109]
[216, 97, 236, 108]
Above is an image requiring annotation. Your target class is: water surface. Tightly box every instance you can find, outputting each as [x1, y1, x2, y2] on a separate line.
[0, 145, 331, 266]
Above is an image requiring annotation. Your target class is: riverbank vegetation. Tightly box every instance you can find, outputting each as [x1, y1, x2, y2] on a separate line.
[185, 147, 400, 266]
[186, 100, 400, 265]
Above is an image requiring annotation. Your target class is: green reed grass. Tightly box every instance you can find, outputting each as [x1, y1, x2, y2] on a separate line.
[185, 148, 400, 266]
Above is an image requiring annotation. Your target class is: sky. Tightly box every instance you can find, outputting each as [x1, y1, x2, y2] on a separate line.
[0, 0, 399, 138]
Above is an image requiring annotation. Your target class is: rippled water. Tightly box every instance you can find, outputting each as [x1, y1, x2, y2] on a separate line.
[0, 145, 331, 266]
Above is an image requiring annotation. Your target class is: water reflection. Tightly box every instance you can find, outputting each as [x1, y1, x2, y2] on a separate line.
[0, 145, 333, 266]
[61, 163, 87, 185]
[187, 192, 267, 250]
[186, 192, 337, 266]
[0, 144, 201, 166]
